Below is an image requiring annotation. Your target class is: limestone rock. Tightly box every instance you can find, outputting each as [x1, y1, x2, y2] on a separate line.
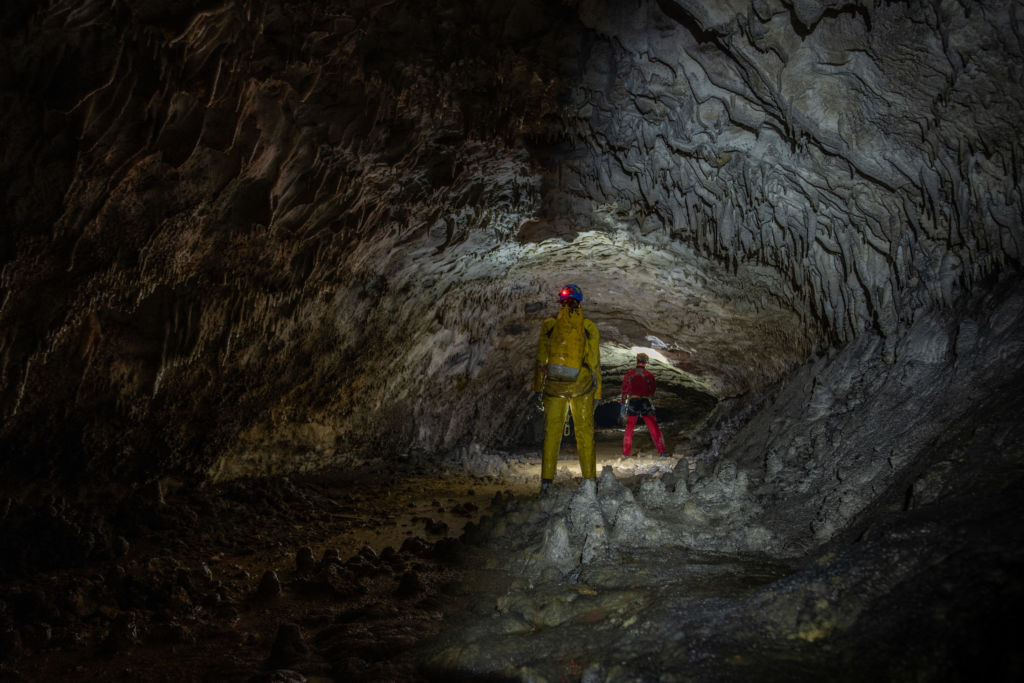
[539, 518, 578, 574]
[609, 502, 660, 547]
[567, 479, 604, 536]
[597, 466, 635, 522]
[267, 622, 307, 667]
[295, 547, 316, 574]
[256, 570, 282, 599]
[637, 478, 670, 508]
[581, 525, 609, 565]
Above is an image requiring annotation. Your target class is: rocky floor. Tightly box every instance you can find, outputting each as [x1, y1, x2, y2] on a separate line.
[0, 459, 519, 682]
[0, 431, 663, 682]
[2, 431, 1022, 682]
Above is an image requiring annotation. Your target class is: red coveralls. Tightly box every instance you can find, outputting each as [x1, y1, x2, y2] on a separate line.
[619, 365, 667, 456]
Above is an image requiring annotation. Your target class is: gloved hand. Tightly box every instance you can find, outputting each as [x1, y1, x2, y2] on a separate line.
[533, 392, 544, 413]
[618, 402, 627, 424]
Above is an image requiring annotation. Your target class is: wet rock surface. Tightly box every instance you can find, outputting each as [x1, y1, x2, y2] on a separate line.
[3, 0, 1020, 487]
[0, 0, 1022, 680]
[0, 426, 1021, 681]
[0, 461, 528, 681]
[421, 458, 1023, 682]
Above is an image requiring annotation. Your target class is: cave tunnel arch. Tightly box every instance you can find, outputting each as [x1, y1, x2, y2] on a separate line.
[1, 0, 1022, 680]
[594, 344, 720, 432]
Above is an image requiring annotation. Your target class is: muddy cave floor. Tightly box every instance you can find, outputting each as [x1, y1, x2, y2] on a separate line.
[1, 431, 1021, 682]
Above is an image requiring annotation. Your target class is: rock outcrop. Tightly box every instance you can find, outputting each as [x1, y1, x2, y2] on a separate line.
[1, 10, 1022, 674]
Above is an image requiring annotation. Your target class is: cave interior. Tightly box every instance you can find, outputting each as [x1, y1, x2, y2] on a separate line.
[1, 0, 1023, 681]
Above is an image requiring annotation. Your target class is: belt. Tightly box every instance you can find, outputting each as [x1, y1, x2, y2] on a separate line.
[626, 395, 650, 399]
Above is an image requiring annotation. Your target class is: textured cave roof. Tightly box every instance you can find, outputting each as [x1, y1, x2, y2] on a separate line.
[0, 0, 1021, 487]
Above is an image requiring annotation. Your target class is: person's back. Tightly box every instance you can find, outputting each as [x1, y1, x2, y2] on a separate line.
[541, 303, 591, 381]
[622, 363, 656, 398]
[533, 284, 601, 493]
[619, 353, 669, 458]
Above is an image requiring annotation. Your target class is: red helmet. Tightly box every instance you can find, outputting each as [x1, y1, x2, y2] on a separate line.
[558, 284, 584, 303]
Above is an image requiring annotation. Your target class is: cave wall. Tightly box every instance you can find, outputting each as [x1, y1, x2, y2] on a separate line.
[676, 279, 1024, 556]
[1, 0, 578, 489]
[1, 0, 1022, 496]
[564, 0, 1022, 344]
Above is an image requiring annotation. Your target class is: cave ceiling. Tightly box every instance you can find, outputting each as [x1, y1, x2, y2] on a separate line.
[0, 0, 1021, 485]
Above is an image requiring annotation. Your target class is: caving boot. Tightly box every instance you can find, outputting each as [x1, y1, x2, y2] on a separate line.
[659, 452, 670, 458]
[540, 478, 553, 495]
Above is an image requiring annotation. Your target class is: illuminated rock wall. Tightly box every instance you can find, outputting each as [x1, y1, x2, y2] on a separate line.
[1, 0, 1020, 503]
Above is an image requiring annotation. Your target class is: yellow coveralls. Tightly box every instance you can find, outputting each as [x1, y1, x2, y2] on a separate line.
[532, 305, 602, 479]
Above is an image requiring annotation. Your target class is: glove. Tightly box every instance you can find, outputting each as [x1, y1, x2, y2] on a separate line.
[533, 392, 544, 413]
[618, 402, 627, 424]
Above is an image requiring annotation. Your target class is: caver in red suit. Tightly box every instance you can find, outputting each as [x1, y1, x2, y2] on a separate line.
[619, 353, 669, 457]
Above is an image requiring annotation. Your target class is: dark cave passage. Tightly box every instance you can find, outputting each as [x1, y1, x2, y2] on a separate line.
[2, 0, 1024, 680]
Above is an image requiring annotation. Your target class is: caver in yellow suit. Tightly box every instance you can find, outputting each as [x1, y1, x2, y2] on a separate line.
[532, 284, 601, 492]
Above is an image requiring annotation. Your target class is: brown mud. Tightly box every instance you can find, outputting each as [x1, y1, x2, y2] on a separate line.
[0, 464, 514, 681]
[0, 431, 671, 682]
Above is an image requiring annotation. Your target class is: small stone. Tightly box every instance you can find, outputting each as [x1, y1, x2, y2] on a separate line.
[258, 670, 307, 682]
[295, 547, 316, 573]
[637, 478, 669, 507]
[0, 628, 22, 660]
[170, 623, 197, 644]
[395, 570, 426, 597]
[610, 503, 654, 546]
[581, 662, 606, 682]
[345, 551, 382, 578]
[257, 570, 282, 599]
[431, 537, 461, 562]
[568, 487, 604, 536]
[540, 518, 577, 573]
[71, 585, 102, 618]
[425, 518, 449, 535]
[320, 564, 365, 598]
[400, 536, 432, 557]
[267, 622, 307, 667]
[102, 613, 140, 653]
[582, 525, 609, 564]
[578, 478, 597, 497]
[22, 622, 52, 649]
[379, 546, 399, 565]
[320, 548, 342, 566]
[196, 562, 213, 582]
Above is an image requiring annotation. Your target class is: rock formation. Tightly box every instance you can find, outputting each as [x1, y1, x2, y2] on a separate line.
[1, 0, 1022, 679]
